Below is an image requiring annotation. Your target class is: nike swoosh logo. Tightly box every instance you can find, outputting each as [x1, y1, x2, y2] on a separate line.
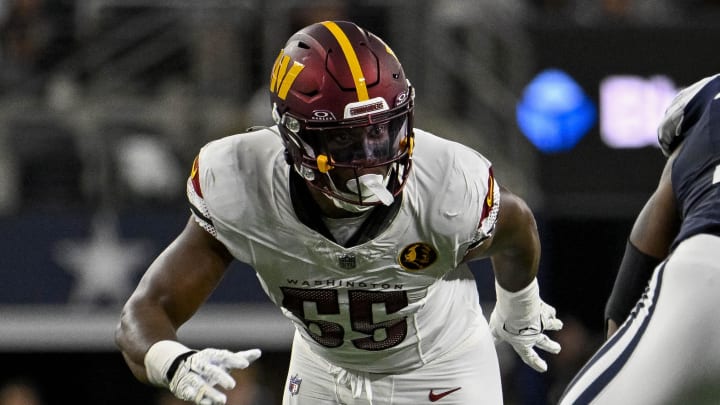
[429, 387, 462, 402]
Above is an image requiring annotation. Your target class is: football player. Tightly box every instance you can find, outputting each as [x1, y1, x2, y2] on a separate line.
[559, 73, 720, 404]
[115, 20, 562, 405]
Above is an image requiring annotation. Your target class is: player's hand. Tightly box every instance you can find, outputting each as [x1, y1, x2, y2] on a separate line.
[144, 341, 261, 405]
[168, 348, 262, 405]
[489, 279, 563, 373]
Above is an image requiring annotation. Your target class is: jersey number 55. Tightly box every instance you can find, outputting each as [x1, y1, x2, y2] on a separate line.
[281, 287, 409, 351]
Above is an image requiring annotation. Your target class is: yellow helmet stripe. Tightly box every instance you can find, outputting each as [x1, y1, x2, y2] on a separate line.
[270, 51, 305, 100]
[321, 21, 369, 101]
[269, 50, 284, 93]
[278, 60, 304, 100]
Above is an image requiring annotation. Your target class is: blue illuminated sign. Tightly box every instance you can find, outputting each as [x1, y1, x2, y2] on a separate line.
[516, 69, 596, 153]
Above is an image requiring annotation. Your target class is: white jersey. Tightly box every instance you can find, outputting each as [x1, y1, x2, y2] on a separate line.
[187, 126, 500, 373]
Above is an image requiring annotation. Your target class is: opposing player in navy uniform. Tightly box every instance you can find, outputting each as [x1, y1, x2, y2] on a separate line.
[559, 73, 720, 404]
[115, 21, 562, 405]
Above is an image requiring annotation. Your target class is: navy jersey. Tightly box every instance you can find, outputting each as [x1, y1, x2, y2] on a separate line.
[671, 76, 720, 250]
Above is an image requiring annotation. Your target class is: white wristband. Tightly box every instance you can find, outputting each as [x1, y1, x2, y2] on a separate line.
[494, 278, 540, 330]
[144, 340, 193, 386]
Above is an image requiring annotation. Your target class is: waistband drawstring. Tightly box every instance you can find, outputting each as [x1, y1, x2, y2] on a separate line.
[331, 366, 373, 404]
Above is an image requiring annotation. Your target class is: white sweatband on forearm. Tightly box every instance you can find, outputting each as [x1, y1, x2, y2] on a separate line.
[144, 340, 194, 386]
[495, 278, 540, 332]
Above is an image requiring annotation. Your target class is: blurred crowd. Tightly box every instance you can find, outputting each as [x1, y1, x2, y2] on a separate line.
[0, 0, 719, 217]
[0, 379, 43, 405]
[529, 0, 720, 25]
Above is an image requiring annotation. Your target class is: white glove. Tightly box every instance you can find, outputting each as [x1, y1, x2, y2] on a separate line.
[144, 340, 262, 405]
[489, 278, 563, 372]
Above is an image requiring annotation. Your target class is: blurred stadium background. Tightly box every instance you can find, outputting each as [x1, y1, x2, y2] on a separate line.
[1, 0, 720, 404]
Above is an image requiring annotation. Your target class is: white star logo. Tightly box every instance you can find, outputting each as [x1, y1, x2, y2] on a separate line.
[53, 211, 153, 306]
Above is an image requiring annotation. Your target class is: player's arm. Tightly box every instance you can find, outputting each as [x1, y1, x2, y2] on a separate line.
[462, 185, 540, 289]
[115, 216, 261, 405]
[605, 151, 680, 338]
[464, 186, 563, 372]
[115, 216, 233, 383]
[473, 186, 540, 289]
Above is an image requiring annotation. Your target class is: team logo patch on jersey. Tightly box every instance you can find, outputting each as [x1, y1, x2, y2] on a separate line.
[337, 253, 357, 269]
[399, 242, 437, 271]
[288, 374, 302, 396]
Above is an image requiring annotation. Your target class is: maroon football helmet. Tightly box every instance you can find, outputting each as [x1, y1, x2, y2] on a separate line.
[269, 20, 414, 209]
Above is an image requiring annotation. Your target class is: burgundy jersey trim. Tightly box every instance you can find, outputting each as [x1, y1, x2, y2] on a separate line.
[190, 155, 203, 198]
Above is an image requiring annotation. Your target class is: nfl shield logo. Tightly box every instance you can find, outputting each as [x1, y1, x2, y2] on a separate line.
[288, 374, 302, 396]
[337, 253, 356, 269]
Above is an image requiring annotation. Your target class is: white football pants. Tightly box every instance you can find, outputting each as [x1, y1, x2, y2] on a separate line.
[281, 322, 503, 405]
[559, 233, 720, 405]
